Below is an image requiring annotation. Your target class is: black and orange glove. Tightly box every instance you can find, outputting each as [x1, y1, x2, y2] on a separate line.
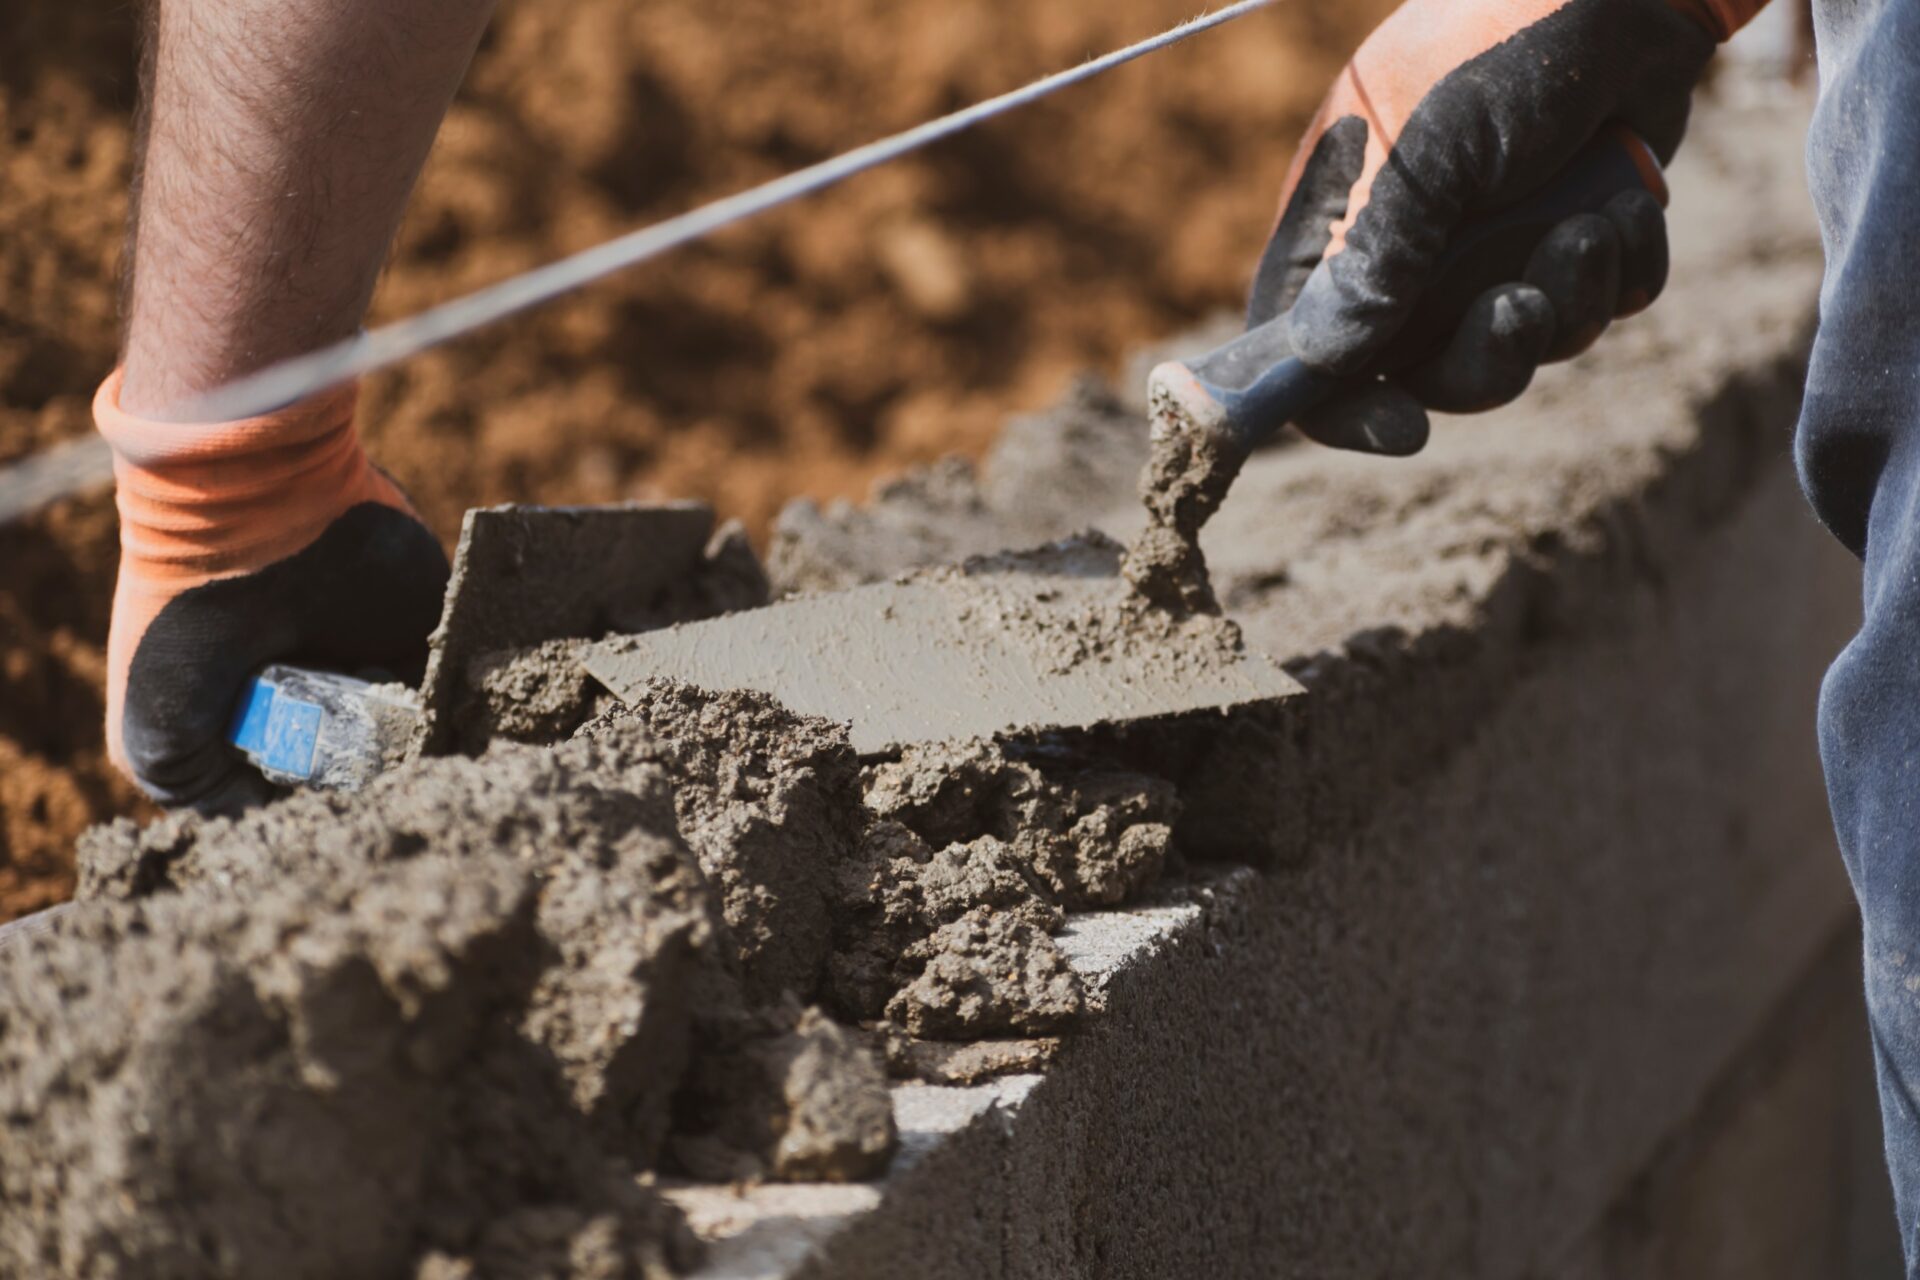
[1253, 0, 1766, 454]
[96, 372, 449, 813]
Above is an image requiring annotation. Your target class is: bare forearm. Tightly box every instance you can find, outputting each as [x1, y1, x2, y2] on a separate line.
[120, 0, 496, 417]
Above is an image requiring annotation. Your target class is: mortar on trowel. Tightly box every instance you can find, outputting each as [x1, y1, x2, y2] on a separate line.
[1126, 127, 1669, 609]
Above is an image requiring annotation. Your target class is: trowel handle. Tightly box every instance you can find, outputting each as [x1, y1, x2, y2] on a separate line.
[1178, 125, 1668, 453]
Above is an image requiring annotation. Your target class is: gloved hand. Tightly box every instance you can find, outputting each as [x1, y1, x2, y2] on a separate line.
[1252, 0, 1766, 455]
[96, 371, 450, 813]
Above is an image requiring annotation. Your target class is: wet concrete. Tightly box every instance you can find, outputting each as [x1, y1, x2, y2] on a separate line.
[826, 737, 1178, 1033]
[30, 717, 895, 1274]
[1118, 372, 1245, 615]
[575, 683, 864, 1007]
[1, 853, 698, 1279]
[422, 503, 769, 756]
[666, 79, 1887, 1278]
[584, 533, 1301, 756]
[2, 73, 1868, 1280]
[26, 667, 1198, 1271]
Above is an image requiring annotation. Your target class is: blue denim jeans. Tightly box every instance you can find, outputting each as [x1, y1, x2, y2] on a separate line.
[1801, 1, 1920, 1267]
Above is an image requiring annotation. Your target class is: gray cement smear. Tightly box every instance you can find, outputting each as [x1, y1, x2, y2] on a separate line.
[584, 532, 1302, 756]
[421, 503, 771, 756]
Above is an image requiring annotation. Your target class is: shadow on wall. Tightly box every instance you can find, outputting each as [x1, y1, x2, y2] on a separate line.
[1570, 928, 1899, 1280]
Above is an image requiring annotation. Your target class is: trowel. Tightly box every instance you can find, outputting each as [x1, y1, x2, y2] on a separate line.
[583, 129, 1667, 753]
[222, 502, 759, 789]
[224, 128, 1668, 779]
[1147, 127, 1667, 475]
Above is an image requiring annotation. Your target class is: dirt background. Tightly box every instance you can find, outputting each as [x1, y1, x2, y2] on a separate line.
[0, 0, 1396, 920]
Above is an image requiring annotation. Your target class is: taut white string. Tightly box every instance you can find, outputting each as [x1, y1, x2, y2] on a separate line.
[176, 0, 1278, 422]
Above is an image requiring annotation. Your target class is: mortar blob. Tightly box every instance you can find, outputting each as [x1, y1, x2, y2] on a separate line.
[1121, 362, 1250, 616]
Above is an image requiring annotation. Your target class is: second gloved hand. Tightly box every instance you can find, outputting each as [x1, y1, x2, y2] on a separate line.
[1252, 0, 1764, 455]
[97, 372, 450, 814]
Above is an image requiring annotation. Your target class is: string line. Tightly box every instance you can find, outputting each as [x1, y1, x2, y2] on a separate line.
[179, 0, 1278, 422]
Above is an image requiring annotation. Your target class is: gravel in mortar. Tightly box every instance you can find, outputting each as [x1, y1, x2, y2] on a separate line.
[832, 736, 1179, 1031]
[886, 907, 1086, 1039]
[464, 638, 617, 747]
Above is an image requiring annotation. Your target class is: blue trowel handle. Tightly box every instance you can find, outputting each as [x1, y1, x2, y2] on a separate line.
[1171, 125, 1669, 453]
[227, 664, 423, 791]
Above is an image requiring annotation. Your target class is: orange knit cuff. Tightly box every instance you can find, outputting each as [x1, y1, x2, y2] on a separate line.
[95, 368, 414, 776]
[95, 368, 410, 585]
[1668, 0, 1770, 40]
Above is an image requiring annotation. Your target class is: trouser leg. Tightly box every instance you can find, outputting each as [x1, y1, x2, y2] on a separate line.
[1800, 0, 1920, 1266]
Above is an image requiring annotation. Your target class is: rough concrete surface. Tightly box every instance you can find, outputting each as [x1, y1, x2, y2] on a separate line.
[575, 682, 865, 1006]
[0, 854, 695, 1279]
[664, 79, 1893, 1278]
[422, 503, 770, 755]
[830, 738, 1178, 1028]
[0, 72, 1879, 1280]
[31, 720, 896, 1274]
[861, 739, 1177, 911]
[1561, 927, 1899, 1280]
[670, 1003, 897, 1185]
[884, 908, 1084, 1039]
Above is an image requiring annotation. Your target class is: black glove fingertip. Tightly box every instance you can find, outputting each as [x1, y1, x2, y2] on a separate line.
[1249, 115, 1371, 327]
[1524, 213, 1624, 362]
[1296, 383, 1430, 457]
[1401, 283, 1555, 413]
[1602, 188, 1670, 317]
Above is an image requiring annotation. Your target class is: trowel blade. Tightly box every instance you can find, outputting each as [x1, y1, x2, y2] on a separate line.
[582, 535, 1302, 755]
